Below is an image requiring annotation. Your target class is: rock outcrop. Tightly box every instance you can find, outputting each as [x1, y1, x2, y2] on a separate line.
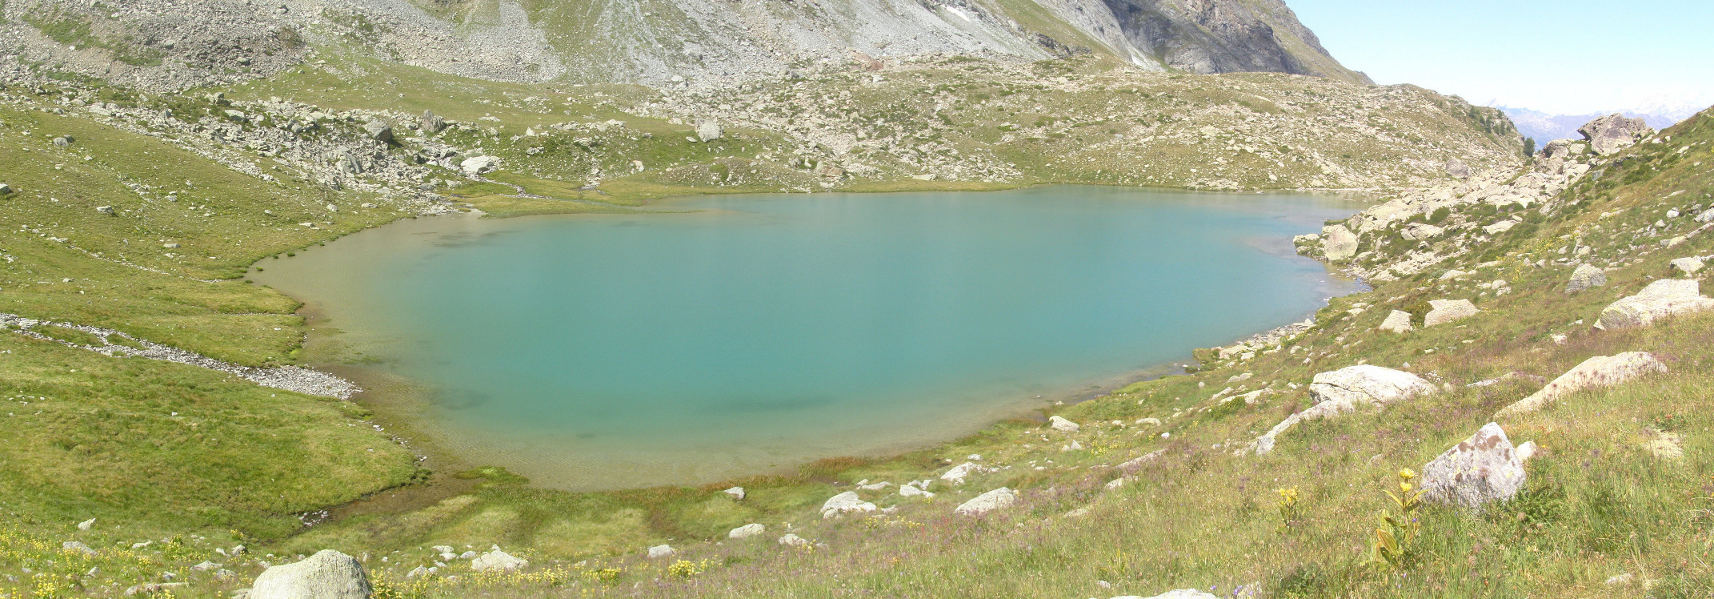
[1594, 279, 1714, 330]
[1578, 114, 1651, 156]
[1419, 423, 1526, 509]
[249, 550, 371, 599]
[1496, 352, 1667, 416]
[1671, 257, 1705, 275]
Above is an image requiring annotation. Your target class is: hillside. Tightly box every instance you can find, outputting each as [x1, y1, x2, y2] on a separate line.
[0, 0, 1368, 91]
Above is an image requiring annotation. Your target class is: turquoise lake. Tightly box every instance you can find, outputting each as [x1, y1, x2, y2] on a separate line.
[254, 187, 1360, 490]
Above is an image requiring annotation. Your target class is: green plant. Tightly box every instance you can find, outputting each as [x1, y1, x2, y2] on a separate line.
[1369, 468, 1424, 571]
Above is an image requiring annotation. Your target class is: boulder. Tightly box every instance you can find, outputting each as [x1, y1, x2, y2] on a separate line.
[954, 487, 1018, 516]
[1565, 264, 1607, 294]
[777, 533, 810, 547]
[0, 183, 12, 195]
[96, 205, 116, 215]
[940, 461, 980, 485]
[459, 156, 498, 176]
[1254, 366, 1437, 455]
[1483, 220, 1517, 235]
[1419, 423, 1526, 509]
[1698, 208, 1714, 223]
[1048, 415, 1080, 433]
[1670, 257, 1705, 275]
[1378, 310, 1413, 333]
[1424, 299, 1478, 327]
[1496, 352, 1666, 416]
[1309, 365, 1438, 409]
[1111, 591, 1219, 599]
[1402, 223, 1444, 241]
[723, 486, 746, 501]
[420, 110, 446, 134]
[819, 491, 876, 519]
[470, 547, 527, 572]
[363, 120, 394, 143]
[1444, 159, 1471, 179]
[1321, 224, 1358, 261]
[53, 136, 73, 147]
[728, 523, 765, 539]
[1594, 279, 1714, 330]
[646, 544, 676, 559]
[249, 550, 371, 599]
[1578, 114, 1651, 156]
[696, 120, 723, 142]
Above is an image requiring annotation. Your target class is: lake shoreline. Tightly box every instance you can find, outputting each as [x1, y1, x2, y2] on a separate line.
[250, 186, 1368, 499]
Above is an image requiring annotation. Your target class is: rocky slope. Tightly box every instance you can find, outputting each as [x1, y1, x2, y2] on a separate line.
[0, 0, 1368, 91]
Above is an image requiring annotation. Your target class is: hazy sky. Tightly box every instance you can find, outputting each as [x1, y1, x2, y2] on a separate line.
[1290, 0, 1714, 116]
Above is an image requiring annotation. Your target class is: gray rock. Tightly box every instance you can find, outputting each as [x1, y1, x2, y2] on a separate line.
[728, 523, 765, 539]
[1424, 299, 1478, 327]
[954, 487, 1018, 516]
[1321, 224, 1358, 261]
[1444, 159, 1471, 179]
[1111, 591, 1218, 599]
[77, 518, 96, 531]
[0, 183, 12, 195]
[777, 533, 810, 547]
[1496, 352, 1666, 416]
[1378, 310, 1413, 333]
[470, 547, 527, 572]
[248, 550, 371, 599]
[1670, 257, 1705, 275]
[723, 486, 746, 500]
[1419, 422, 1525, 509]
[62, 541, 96, 556]
[96, 205, 116, 215]
[420, 110, 446, 134]
[1595, 279, 1714, 330]
[1697, 208, 1714, 223]
[696, 120, 723, 142]
[940, 461, 981, 485]
[646, 544, 676, 559]
[363, 120, 394, 144]
[1048, 415, 1080, 433]
[1566, 264, 1607, 294]
[53, 136, 73, 147]
[1254, 365, 1437, 454]
[1578, 114, 1651, 156]
[459, 156, 498, 177]
[819, 491, 876, 519]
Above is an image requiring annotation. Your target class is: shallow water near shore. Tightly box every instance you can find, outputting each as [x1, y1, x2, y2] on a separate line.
[253, 186, 1360, 490]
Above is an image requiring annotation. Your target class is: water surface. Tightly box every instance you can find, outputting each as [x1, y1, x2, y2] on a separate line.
[255, 187, 1358, 489]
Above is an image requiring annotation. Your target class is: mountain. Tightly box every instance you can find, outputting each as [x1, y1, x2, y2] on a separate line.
[1501, 105, 1694, 143]
[0, 0, 1371, 90]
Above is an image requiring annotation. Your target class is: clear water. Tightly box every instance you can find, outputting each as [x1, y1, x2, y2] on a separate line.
[254, 187, 1358, 489]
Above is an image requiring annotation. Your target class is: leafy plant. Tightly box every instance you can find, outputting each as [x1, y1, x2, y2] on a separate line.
[1369, 468, 1425, 571]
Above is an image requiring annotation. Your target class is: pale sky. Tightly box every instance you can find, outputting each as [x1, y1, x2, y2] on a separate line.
[1290, 0, 1714, 117]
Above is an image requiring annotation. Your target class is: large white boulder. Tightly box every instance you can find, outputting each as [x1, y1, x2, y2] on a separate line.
[646, 544, 676, 559]
[1496, 352, 1667, 416]
[1254, 366, 1437, 455]
[1424, 299, 1478, 327]
[459, 155, 498, 176]
[1048, 415, 1080, 433]
[1566, 264, 1608, 294]
[954, 487, 1018, 517]
[1378, 310, 1413, 333]
[940, 461, 982, 485]
[249, 550, 371, 599]
[470, 547, 527, 572]
[819, 491, 876, 519]
[1419, 423, 1526, 509]
[696, 120, 723, 142]
[1578, 114, 1651, 156]
[1594, 279, 1714, 330]
[728, 523, 765, 539]
[1321, 224, 1358, 261]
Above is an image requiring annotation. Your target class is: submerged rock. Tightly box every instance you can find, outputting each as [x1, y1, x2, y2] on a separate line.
[1419, 422, 1525, 509]
[249, 550, 371, 599]
[1594, 279, 1714, 330]
[1496, 352, 1666, 416]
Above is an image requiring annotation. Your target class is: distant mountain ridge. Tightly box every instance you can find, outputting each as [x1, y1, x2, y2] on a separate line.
[0, 0, 1370, 90]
